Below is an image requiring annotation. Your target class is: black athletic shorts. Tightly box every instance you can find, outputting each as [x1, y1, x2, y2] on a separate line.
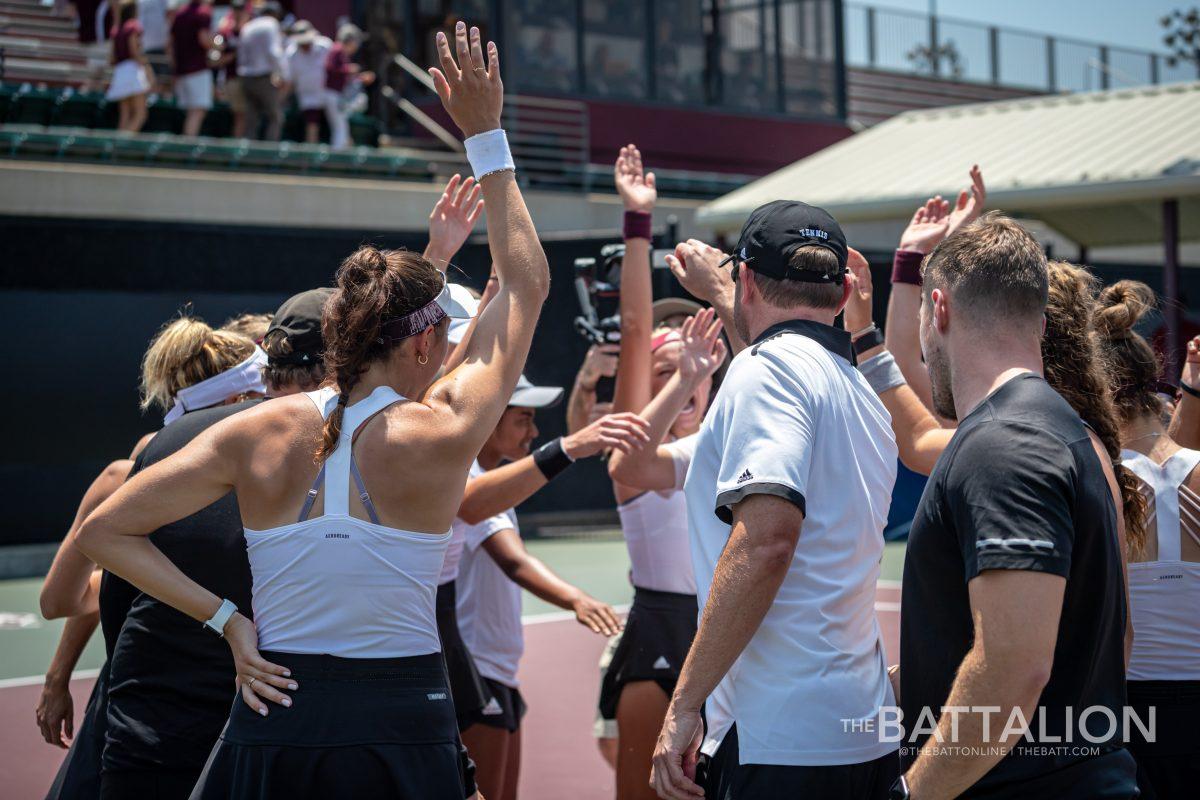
[697, 724, 899, 800]
[189, 652, 475, 800]
[462, 677, 527, 733]
[598, 586, 697, 720]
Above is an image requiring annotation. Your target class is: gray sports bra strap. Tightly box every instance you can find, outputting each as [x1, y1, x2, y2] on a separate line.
[349, 456, 382, 526]
[298, 464, 326, 523]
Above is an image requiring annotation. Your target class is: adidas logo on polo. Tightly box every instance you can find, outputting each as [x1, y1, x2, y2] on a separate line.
[736, 469, 754, 484]
[481, 698, 503, 716]
[653, 656, 672, 670]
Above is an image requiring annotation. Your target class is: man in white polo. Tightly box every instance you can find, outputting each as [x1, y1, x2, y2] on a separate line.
[651, 201, 900, 799]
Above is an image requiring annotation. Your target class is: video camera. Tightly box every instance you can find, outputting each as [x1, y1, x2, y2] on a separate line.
[573, 244, 625, 402]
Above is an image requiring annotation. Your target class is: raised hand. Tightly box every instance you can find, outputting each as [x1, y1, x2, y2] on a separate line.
[898, 196, 950, 255]
[226, 613, 298, 716]
[842, 247, 874, 335]
[666, 239, 733, 305]
[677, 307, 726, 383]
[614, 144, 657, 214]
[946, 164, 986, 239]
[429, 22, 502, 138]
[563, 411, 652, 458]
[426, 174, 484, 266]
[577, 344, 620, 392]
[1182, 335, 1200, 390]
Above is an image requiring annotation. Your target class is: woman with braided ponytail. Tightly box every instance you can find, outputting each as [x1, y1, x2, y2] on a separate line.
[1094, 280, 1200, 800]
[73, 22, 542, 800]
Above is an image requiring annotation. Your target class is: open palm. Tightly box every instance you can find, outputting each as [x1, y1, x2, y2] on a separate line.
[678, 308, 726, 382]
[899, 196, 950, 255]
[614, 144, 657, 213]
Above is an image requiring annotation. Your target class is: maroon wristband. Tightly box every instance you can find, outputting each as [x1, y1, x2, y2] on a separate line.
[623, 210, 652, 241]
[891, 249, 925, 286]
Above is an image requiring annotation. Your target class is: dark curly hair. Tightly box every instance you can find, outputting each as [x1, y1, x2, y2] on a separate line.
[1044, 263, 1147, 560]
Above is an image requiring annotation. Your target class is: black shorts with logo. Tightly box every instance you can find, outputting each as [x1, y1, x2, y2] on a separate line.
[462, 677, 526, 734]
[598, 586, 697, 719]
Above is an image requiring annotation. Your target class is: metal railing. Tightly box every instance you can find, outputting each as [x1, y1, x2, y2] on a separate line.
[844, 2, 1200, 92]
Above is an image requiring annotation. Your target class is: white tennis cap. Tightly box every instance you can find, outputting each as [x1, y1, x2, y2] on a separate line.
[509, 374, 564, 408]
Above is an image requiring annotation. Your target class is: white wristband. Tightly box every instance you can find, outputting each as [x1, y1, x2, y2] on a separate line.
[464, 128, 515, 179]
[203, 598, 238, 637]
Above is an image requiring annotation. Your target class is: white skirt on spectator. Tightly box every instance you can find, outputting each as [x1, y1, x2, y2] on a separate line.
[106, 60, 151, 101]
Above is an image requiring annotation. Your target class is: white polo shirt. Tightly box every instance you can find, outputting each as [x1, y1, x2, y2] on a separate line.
[454, 461, 524, 688]
[683, 319, 899, 767]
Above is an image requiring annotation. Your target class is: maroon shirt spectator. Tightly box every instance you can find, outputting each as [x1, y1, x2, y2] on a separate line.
[111, 19, 143, 64]
[324, 43, 351, 93]
[74, 0, 107, 45]
[170, 1, 213, 77]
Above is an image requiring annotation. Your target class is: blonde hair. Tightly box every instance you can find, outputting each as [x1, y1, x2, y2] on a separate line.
[220, 312, 274, 343]
[140, 316, 258, 412]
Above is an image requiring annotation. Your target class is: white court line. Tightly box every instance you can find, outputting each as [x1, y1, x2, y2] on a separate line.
[877, 579, 902, 589]
[0, 591, 904, 689]
[0, 668, 101, 690]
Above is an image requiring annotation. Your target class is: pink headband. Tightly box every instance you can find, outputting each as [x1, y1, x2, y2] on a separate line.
[651, 329, 682, 352]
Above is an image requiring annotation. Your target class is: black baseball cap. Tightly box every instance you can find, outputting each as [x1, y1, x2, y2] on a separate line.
[265, 288, 334, 366]
[725, 200, 848, 284]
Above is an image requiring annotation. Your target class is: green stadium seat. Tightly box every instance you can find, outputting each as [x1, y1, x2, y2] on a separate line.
[9, 87, 58, 125]
[349, 114, 380, 148]
[143, 97, 184, 134]
[54, 91, 105, 128]
[200, 102, 233, 138]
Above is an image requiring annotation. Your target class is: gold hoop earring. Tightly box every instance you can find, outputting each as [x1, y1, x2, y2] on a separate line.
[417, 353, 429, 366]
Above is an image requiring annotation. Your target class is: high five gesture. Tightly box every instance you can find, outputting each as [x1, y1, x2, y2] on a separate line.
[429, 22, 503, 138]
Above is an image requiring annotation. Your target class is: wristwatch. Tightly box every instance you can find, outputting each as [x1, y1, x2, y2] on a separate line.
[888, 775, 911, 800]
[203, 599, 238, 637]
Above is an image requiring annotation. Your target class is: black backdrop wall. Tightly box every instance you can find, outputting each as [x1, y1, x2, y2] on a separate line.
[0, 214, 1191, 546]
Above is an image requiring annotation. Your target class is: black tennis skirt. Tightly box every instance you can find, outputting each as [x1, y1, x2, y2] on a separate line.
[189, 652, 474, 800]
[1126, 679, 1200, 800]
[599, 586, 698, 719]
[436, 580, 492, 732]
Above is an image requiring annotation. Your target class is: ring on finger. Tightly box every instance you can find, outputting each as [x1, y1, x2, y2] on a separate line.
[247, 676, 257, 689]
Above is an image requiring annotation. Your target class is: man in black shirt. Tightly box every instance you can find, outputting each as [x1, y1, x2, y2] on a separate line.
[894, 214, 1138, 799]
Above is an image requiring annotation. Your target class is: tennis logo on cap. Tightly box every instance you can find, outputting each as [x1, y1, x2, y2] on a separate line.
[737, 469, 754, 484]
[792, 227, 829, 240]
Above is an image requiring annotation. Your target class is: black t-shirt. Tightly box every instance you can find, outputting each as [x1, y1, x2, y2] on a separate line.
[103, 400, 260, 774]
[900, 374, 1136, 797]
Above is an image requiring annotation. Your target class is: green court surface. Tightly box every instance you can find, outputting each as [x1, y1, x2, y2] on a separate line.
[0, 535, 906, 683]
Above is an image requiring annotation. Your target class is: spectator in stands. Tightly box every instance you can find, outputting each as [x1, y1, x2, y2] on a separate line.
[324, 23, 375, 151]
[71, 0, 113, 89]
[286, 21, 333, 144]
[237, 1, 290, 141]
[137, 0, 169, 84]
[169, 0, 215, 137]
[216, 0, 252, 138]
[106, 0, 151, 132]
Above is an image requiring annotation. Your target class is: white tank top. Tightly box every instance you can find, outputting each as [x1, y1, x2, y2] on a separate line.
[244, 386, 452, 659]
[1122, 447, 1200, 681]
[618, 488, 696, 595]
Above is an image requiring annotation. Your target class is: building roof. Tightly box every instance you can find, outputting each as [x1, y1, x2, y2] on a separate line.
[699, 81, 1200, 247]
